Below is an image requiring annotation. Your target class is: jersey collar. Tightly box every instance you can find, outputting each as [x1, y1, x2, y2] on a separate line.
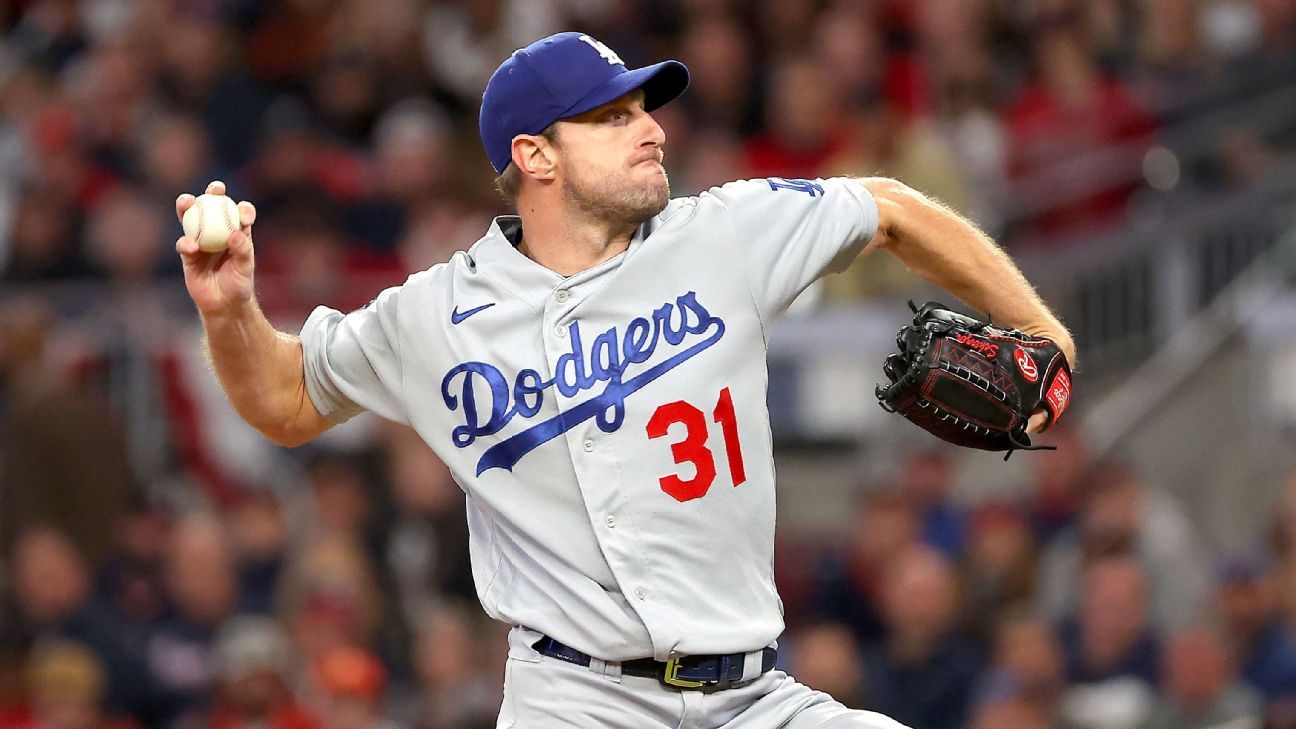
[469, 215, 651, 311]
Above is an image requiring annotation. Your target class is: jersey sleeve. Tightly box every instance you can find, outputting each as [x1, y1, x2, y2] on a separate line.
[707, 177, 879, 322]
[299, 284, 407, 425]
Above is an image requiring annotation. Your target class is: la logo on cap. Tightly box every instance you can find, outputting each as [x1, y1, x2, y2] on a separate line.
[578, 35, 624, 66]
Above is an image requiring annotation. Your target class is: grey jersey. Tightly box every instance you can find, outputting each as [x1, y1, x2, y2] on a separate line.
[300, 177, 879, 661]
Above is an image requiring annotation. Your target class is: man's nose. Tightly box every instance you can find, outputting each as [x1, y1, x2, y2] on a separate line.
[638, 111, 666, 148]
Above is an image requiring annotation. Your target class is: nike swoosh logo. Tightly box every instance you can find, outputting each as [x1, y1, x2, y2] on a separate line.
[451, 303, 495, 325]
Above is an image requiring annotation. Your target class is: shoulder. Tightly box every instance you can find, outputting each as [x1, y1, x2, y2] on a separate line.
[380, 259, 456, 297]
[702, 176, 899, 209]
[698, 177, 833, 203]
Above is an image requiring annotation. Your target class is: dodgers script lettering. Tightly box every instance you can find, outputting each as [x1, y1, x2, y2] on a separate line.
[441, 292, 726, 475]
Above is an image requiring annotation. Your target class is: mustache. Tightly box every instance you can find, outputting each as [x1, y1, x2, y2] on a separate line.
[630, 151, 664, 166]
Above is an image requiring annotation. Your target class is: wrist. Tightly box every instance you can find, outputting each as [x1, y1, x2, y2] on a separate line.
[199, 296, 261, 324]
[1018, 324, 1075, 366]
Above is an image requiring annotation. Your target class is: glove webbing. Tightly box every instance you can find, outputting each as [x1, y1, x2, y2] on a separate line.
[915, 396, 1054, 460]
[924, 359, 1056, 461]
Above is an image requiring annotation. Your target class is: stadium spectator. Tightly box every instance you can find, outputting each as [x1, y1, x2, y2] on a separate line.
[1139, 625, 1263, 729]
[206, 616, 315, 729]
[277, 535, 385, 672]
[810, 489, 919, 646]
[17, 640, 142, 729]
[675, 13, 757, 137]
[894, 447, 967, 557]
[134, 112, 219, 210]
[419, 0, 560, 104]
[2, 188, 90, 282]
[961, 503, 1040, 641]
[1059, 556, 1160, 684]
[379, 424, 475, 627]
[974, 614, 1071, 724]
[967, 696, 1052, 729]
[1003, 11, 1156, 239]
[6, 529, 96, 642]
[784, 622, 868, 710]
[743, 56, 850, 179]
[862, 545, 983, 728]
[0, 298, 138, 564]
[300, 453, 377, 554]
[396, 602, 500, 729]
[83, 187, 172, 284]
[1038, 459, 1209, 634]
[1025, 424, 1093, 540]
[2, 527, 154, 724]
[1217, 553, 1296, 702]
[92, 505, 168, 629]
[227, 492, 290, 617]
[146, 515, 241, 724]
[310, 645, 403, 729]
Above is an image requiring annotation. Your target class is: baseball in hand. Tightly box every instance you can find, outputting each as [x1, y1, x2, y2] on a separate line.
[182, 193, 241, 252]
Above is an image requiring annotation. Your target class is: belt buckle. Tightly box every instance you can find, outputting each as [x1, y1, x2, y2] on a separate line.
[662, 657, 706, 688]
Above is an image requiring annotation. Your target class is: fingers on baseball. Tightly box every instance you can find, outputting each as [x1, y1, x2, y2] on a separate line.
[175, 235, 202, 264]
[205, 179, 226, 196]
[228, 230, 254, 256]
[175, 193, 195, 222]
[237, 201, 256, 229]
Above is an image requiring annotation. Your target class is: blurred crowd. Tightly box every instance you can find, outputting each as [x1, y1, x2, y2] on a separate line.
[775, 439, 1296, 729]
[3, 0, 1296, 728]
[9, 357, 1296, 729]
[2, 0, 1295, 305]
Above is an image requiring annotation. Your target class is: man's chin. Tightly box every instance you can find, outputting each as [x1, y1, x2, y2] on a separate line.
[565, 170, 670, 223]
[630, 187, 670, 223]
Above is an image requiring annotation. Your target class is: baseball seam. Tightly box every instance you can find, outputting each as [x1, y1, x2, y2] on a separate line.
[194, 203, 205, 248]
[220, 198, 237, 244]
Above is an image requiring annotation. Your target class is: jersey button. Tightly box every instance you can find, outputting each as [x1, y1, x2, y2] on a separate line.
[633, 587, 647, 601]
[554, 324, 566, 338]
[583, 440, 594, 452]
[605, 515, 616, 528]
[555, 290, 570, 303]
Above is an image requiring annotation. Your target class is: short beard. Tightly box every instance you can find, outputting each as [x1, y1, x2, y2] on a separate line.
[564, 163, 670, 226]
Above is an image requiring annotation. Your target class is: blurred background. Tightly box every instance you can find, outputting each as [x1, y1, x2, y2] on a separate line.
[1, 0, 1295, 728]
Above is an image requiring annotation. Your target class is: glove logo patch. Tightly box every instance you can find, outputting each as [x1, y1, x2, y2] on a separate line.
[954, 332, 998, 358]
[1046, 368, 1072, 416]
[1014, 348, 1039, 382]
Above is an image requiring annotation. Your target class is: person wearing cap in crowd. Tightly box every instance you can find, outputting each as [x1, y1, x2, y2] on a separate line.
[207, 616, 315, 729]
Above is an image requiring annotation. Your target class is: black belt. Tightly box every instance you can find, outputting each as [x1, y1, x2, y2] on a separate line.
[532, 635, 777, 689]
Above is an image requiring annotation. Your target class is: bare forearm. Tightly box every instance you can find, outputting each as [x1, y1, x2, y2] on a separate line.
[862, 178, 1076, 365]
[200, 300, 329, 446]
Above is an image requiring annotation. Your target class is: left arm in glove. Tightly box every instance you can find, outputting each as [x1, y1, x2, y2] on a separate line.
[853, 178, 1075, 433]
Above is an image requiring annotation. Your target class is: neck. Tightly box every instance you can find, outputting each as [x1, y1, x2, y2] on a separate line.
[515, 195, 639, 276]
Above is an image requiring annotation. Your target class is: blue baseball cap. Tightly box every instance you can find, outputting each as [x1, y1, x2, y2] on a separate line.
[479, 32, 690, 174]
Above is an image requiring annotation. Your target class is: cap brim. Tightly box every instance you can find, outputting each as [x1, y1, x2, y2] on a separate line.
[557, 60, 690, 121]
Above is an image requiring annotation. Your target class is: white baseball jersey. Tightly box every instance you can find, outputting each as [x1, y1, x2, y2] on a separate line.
[299, 177, 879, 662]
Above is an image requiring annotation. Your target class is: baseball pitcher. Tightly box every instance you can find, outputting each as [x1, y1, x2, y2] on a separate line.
[176, 32, 1075, 729]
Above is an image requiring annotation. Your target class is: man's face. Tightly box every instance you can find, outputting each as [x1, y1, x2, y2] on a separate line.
[550, 90, 670, 224]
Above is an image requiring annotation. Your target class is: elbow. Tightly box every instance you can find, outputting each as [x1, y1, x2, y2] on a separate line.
[257, 411, 326, 448]
[857, 177, 933, 250]
[263, 427, 314, 448]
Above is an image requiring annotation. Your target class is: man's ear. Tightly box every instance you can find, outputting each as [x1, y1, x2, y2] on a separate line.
[512, 134, 558, 182]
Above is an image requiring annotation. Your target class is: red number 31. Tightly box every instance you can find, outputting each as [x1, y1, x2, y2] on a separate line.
[646, 387, 747, 502]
